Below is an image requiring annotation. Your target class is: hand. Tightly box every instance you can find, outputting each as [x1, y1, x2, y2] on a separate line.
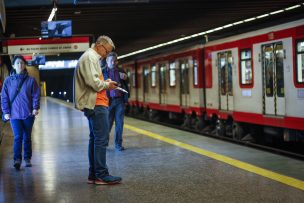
[4, 114, 10, 120]
[108, 81, 118, 90]
[105, 78, 112, 82]
[32, 109, 39, 116]
[119, 72, 127, 80]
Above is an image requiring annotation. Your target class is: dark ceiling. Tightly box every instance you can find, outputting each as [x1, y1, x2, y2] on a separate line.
[3, 0, 304, 56]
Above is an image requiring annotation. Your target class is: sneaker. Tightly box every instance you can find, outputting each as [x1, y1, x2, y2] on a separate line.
[14, 160, 21, 170]
[95, 175, 122, 185]
[87, 178, 95, 184]
[25, 159, 32, 167]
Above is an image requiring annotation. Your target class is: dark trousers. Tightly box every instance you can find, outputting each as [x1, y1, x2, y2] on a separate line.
[10, 116, 35, 161]
[108, 98, 125, 149]
[85, 106, 110, 179]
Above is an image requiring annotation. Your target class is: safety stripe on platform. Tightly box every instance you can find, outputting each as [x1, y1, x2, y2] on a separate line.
[125, 124, 304, 191]
[49, 98, 304, 191]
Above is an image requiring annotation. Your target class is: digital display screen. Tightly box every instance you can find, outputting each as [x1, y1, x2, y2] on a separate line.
[28, 55, 46, 66]
[41, 20, 72, 38]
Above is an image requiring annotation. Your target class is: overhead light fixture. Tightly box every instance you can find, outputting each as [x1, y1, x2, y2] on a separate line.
[270, 9, 284, 15]
[244, 17, 256, 22]
[256, 14, 269, 19]
[285, 5, 301, 10]
[48, 1, 57, 21]
[118, 3, 304, 59]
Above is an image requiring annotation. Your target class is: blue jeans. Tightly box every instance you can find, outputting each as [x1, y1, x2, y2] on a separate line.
[10, 116, 35, 161]
[108, 98, 125, 149]
[85, 106, 109, 179]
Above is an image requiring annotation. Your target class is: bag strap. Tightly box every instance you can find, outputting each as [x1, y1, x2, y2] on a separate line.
[9, 75, 27, 106]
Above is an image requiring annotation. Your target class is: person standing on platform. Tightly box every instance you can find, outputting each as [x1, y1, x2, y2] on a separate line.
[1, 55, 40, 170]
[74, 35, 122, 185]
[106, 52, 129, 151]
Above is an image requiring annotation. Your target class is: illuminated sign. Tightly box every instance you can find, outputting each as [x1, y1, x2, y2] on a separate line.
[6, 36, 90, 55]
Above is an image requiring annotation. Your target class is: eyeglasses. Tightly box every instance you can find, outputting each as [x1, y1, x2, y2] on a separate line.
[101, 44, 111, 55]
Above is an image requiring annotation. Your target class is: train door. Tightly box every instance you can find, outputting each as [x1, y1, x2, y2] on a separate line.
[143, 65, 150, 103]
[179, 59, 190, 107]
[261, 42, 285, 116]
[217, 51, 234, 111]
[159, 63, 167, 104]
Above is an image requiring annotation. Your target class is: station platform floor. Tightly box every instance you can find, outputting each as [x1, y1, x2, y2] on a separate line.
[1, 97, 304, 202]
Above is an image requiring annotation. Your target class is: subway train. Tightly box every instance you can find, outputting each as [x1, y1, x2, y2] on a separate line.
[121, 19, 304, 144]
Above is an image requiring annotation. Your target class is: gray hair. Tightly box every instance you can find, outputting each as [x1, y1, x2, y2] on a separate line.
[95, 35, 115, 49]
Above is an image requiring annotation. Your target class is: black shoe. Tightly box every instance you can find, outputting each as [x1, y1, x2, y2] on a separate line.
[87, 175, 96, 184]
[95, 175, 122, 185]
[25, 159, 32, 167]
[14, 160, 21, 170]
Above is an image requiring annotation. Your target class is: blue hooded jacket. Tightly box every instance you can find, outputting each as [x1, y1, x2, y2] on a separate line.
[1, 72, 40, 119]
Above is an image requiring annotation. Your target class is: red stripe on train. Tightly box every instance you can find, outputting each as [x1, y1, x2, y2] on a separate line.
[206, 108, 304, 130]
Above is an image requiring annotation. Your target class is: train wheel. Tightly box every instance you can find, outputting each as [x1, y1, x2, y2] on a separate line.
[216, 119, 225, 136]
[194, 117, 206, 131]
[143, 107, 149, 118]
[182, 115, 191, 128]
[232, 122, 244, 140]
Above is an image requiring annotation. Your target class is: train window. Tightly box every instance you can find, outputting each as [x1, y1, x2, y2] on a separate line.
[227, 52, 233, 96]
[131, 72, 136, 87]
[160, 64, 167, 93]
[296, 40, 304, 84]
[193, 59, 198, 86]
[169, 62, 176, 87]
[151, 65, 157, 87]
[180, 60, 189, 94]
[218, 51, 233, 95]
[126, 69, 131, 91]
[264, 46, 274, 97]
[240, 49, 253, 86]
[219, 53, 227, 95]
[275, 44, 284, 97]
[143, 66, 149, 93]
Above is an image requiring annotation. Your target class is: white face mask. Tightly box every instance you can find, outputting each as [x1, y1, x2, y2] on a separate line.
[14, 59, 26, 74]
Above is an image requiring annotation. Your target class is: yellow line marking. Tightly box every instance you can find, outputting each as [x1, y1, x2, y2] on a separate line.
[125, 124, 304, 191]
[49, 98, 304, 191]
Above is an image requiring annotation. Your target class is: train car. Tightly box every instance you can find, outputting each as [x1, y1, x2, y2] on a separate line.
[121, 46, 206, 129]
[205, 19, 304, 142]
[121, 18, 304, 143]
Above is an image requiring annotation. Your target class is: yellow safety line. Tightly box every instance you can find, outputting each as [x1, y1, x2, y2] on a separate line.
[125, 124, 304, 191]
[49, 98, 304, 191]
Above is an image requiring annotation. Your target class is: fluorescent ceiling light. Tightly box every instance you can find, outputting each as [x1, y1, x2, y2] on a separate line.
[244, 17, 256, 22]
[223, 24, 233, 28]
[214, 27, 224, 31]
[118, 4, 303, 59]
[270, 10, 284, 15]
[48, 7, 57, 22]
[285, 5, 301, 10]
[233, 21, 244, 25]
[256, 14, 269, 19]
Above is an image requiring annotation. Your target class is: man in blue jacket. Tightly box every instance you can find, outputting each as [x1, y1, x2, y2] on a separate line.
[104, 52, 129, 151]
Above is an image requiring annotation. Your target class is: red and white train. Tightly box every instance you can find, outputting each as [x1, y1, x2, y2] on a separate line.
[121, 19, 304, 143]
